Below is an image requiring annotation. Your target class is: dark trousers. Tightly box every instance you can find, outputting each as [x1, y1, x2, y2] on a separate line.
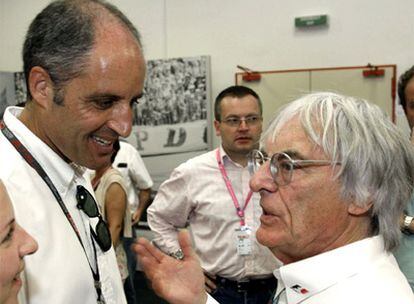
[123, 235, 137, 304]
[210, 276, 277, 304]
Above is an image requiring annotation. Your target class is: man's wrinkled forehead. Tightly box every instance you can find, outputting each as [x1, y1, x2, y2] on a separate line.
[262, 115, 301, 146]
[263, 116, 322, 155]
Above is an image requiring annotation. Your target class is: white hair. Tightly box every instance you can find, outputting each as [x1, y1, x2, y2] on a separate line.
[263, 92, 414, 251]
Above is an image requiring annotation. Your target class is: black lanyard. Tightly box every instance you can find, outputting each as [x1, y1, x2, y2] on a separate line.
[0, 120, 105, 303]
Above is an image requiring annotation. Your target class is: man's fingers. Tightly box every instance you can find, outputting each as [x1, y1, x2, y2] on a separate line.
[138, 255, 156, 279]
[206, 279, 217, 290]
[133, 243, 158, 281]
[134, 237, 166, 263]
[204, 274, 217, 291]
[177, 230, 195, 259]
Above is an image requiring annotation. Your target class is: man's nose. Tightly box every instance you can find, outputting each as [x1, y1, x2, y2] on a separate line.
[108, 103, 133, 137]
[237, 118, 249, 130]
[249, 163, 278, 193]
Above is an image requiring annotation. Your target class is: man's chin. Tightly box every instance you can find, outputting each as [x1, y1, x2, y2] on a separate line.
[256, 227, 281, 248]
[232, 145, 255, 154]
[81, 156, 111, 170]
[235, 140, 260, 152]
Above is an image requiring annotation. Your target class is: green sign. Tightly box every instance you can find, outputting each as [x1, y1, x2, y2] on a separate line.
[295, 15, 328, 28]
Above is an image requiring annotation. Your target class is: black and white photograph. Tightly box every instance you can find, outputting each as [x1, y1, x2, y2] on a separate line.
[14, 71, 26, 106]
[126, 55, 211, 156]
[0, 72, 16, 118]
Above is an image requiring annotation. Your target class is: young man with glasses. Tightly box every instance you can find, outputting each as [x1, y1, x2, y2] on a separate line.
[0, 1, 145, 303]
[147, 85, 278, 304]
[136, 92, 414, 304]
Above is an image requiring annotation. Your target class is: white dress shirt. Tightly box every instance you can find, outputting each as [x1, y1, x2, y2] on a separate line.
[147, 146, 277, 280]
[272, 236, 414, 304]
[113, 141, 153, 213]
[0, 107, 126, 304]
[207, 236, 414, 304]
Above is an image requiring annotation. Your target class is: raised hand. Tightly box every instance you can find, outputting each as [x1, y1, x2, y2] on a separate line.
[133, 230, 208, 304]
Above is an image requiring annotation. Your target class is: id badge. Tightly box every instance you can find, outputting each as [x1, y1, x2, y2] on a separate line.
[235, 226, 252, 256]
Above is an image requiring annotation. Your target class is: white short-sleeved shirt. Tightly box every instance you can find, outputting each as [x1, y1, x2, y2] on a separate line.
[113, 141, 153, 212]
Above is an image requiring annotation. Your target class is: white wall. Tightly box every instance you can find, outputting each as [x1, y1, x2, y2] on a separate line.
[1, 0, 414, 146]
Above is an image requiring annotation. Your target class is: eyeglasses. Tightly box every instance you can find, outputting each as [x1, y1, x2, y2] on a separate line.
[76, 185, 112, 252]
[221, 115, 262, 127]
[248, 149, 341, 186]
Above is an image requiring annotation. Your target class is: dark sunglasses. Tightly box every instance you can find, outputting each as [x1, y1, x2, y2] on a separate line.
[76, 185, 112, 252]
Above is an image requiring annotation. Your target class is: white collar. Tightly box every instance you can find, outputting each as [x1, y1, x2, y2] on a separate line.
[218, 145, 245, 168]
[3, 106, 85, 196]
[273, 236, 386, 303]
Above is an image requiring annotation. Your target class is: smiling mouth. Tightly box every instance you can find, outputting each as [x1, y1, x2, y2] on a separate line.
[91, 135, 113, 147]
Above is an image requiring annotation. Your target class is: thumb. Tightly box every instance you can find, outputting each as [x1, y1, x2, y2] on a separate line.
[177, 229, 196, 259]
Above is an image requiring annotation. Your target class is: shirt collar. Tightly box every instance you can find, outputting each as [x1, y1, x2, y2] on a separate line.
[273, 236, 385, 303]
[4, 106, 85, 196]
[218, 145, 244, 168]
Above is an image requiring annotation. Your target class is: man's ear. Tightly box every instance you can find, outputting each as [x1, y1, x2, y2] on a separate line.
[348, 201, 373, 216]
[28, 66, 54, 109]
[214, 120, 221, 137]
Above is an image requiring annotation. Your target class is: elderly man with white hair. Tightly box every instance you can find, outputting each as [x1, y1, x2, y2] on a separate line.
[134, 92, 414, 304]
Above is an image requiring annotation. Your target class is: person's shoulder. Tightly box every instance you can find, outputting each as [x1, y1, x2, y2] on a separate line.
[338, 252, 414, 302]
[106, 167, 124, 179]
[166, 151, 212, 182]
[178, 149, 214, 169]
[318, 267, 414, 303]
[101, 168, 127, 189]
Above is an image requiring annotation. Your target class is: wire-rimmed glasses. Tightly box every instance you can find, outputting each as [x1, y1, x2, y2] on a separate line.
[248, 149, 341, 186]
[221, 115, 262, 127]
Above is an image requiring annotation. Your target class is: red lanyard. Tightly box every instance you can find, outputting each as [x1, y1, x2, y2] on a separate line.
[216, 148, 253, 226]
